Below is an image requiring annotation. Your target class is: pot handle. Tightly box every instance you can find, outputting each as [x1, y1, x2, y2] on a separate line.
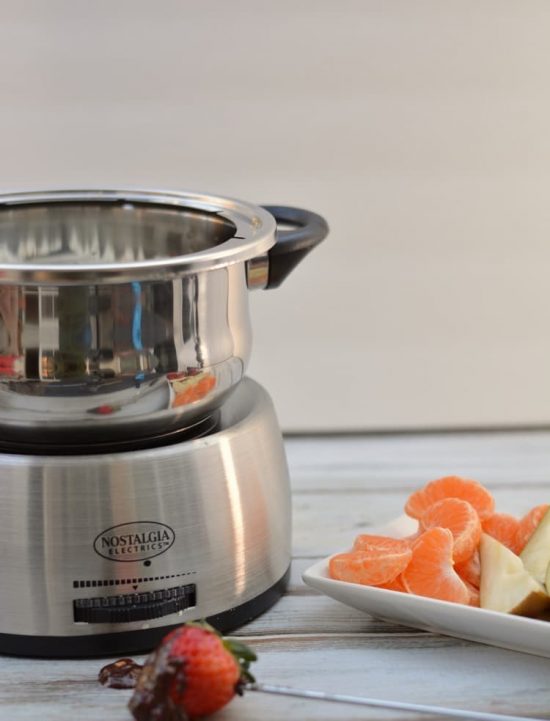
[261, 205, 329, 289]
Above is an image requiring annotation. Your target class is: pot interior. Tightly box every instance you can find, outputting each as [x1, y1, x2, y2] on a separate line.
[0, 201, 237, 265]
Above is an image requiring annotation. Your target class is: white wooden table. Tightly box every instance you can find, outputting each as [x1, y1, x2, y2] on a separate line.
[2, 432, 550, 720]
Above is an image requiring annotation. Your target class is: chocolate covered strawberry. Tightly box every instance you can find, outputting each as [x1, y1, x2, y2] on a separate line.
[128, 622, 256, 720]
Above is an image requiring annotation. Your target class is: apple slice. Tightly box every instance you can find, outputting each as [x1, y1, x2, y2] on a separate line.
[520, 507, 550, 585]
[480, 533, 549, 617]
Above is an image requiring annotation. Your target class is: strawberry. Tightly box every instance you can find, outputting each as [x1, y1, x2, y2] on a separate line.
[128, 622, 256, 720]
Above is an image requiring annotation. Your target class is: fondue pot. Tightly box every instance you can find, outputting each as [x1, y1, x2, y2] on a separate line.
[0, 189, 328, 658]
[0, 189, 328, 445]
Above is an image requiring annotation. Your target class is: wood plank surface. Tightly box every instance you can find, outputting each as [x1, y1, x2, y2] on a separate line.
[292, 488, 548, 557]
[285, 433, 550, 490]
[2, 431, 550, 720]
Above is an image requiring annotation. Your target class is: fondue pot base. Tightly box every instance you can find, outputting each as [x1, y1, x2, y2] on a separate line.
[0, 570, 290, 658]
[0, 378, 291, 657]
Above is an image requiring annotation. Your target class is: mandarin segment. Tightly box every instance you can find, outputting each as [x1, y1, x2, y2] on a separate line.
[401, 527, 470, 604]
[329, 546, 412, 587]
[455, 549, 481, 589]
[405, 475, 495, 521]
[482, 513, 521, 554]
[353, 535, 413, 553]
[419, 498, 481, 564]
[377, 574, 407, 592]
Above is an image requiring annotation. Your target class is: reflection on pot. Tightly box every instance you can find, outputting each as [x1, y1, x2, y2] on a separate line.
[170, 371, 216, 408]
[0, 286, 24, 378]
[87, 403, 123, 416]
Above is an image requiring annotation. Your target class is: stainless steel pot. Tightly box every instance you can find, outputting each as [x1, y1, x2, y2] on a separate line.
[0, 189, 328, 445]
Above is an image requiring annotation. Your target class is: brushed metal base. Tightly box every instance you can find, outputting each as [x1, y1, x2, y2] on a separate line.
[0, 567, 289, 658]
[0, 378, 291, 656]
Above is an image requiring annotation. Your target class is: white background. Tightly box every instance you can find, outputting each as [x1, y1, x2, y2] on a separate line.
[2, 1, 550, 431]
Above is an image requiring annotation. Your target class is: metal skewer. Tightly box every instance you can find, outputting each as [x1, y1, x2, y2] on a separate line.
[248, 682, 548, 721]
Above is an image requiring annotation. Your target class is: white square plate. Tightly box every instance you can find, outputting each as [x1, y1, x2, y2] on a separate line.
[302, 515, 550, 658]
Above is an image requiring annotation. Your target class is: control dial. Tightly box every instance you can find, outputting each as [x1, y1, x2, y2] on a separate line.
[73, 583, 196, 624]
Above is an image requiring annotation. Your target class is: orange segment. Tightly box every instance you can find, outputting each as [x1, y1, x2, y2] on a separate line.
[329, 545, 412, 587]
[405, 476, 495, 521]
[455, 549, 481, 588]
[353, 535, 413, 552]
[401, 527, 470, 604]
[377, 574, 407, 592]
[516, 504, 550, 553]
[419, 498, 481, 564]
[482, 513, 521, 554]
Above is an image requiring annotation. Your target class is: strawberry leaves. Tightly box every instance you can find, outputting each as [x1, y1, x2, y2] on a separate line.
[223, 638, 257, 684]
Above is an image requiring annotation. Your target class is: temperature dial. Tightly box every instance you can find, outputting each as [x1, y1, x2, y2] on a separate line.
[73, 583, 196, 623]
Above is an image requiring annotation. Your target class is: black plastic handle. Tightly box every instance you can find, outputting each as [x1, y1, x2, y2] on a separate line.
[261, 205, 329, 289]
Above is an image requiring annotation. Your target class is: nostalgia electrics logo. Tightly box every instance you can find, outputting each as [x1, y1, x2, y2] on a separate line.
[93, 521, 176, 562]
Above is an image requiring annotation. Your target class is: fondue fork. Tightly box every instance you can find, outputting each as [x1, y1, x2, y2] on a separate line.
[248, 682, 547, 721]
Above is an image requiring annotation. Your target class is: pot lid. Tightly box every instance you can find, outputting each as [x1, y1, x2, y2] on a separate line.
[0, 189, 276, 284]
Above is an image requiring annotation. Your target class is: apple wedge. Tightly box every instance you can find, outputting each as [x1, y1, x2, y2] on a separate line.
[480, 533, 549, 617]
[520, 507, 550, 586]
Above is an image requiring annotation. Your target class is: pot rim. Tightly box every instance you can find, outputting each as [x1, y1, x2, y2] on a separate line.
[0, 188, 277, 285]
